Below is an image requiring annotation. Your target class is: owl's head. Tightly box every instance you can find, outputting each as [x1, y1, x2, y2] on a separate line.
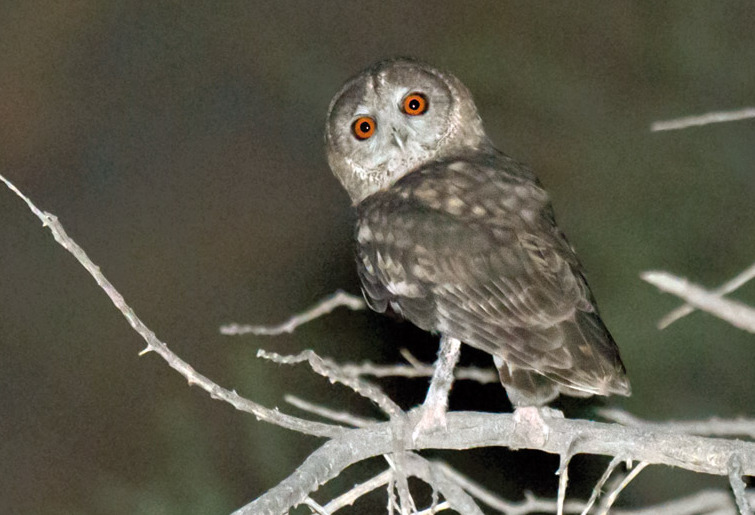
[325, 58, 489, 204]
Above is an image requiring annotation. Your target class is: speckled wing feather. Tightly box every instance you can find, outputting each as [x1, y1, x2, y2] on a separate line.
[356, 152, 630, 405]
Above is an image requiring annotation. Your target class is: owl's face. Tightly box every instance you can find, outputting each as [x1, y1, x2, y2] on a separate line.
[326, 59, 489, 204]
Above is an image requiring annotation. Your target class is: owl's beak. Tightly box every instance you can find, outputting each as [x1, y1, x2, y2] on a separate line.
[392, 129, 407, 151]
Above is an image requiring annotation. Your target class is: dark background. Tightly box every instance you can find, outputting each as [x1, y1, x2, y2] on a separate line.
[1, 1, 754, 513]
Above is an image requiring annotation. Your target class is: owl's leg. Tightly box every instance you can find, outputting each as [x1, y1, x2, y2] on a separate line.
[412, 335, 461, 441]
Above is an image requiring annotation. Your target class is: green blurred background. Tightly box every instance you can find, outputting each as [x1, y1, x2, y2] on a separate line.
[1, 1, 754, 513]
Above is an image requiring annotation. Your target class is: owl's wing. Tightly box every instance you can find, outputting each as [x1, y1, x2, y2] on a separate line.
[356, 158, 629, 398]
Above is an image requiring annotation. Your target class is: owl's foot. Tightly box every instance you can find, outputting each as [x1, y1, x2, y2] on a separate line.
[513, 406, 563, 446]
[411, 402, 448, 442]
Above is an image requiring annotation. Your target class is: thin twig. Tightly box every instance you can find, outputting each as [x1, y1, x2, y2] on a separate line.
[0, 174, 344, 439]
[432, 462, 518, 512]
[659, 262, 755, 329]
[285, 395, 377, 428]
[431, 461, 745, 515]
[400, 348, 427, 369]
[387, 473, 396, 515]
[384, 454, 417, 515]
[728, 455, 752, 515]
[303, 497, 329, 515]
[557, 450, 576, 515]
[600, 408, 755, 440]
[415, 501, 451, 514]
[258, 349, 404, 418]
[642, 271, 755, 333]
[651, 107, 755, 131]
[618, 489, 751, 515]
[322, 469, 393, 513]
[402, 453, 484, 515]
[432, 462, 587, 514]
[340, 349, 499, 384]
[597, 461, 648, 515]
[220, 290, 365, 336]
[430, 482, 441, 514]
[580, 456, 626, 515]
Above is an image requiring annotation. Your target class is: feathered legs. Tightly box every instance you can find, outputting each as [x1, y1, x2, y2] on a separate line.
[412, 335, 461, 441]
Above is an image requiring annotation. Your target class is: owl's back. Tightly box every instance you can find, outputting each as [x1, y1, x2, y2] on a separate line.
[355, 150, 630, 404]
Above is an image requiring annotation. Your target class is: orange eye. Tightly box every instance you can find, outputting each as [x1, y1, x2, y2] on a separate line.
[352, 116, 376, 140]
[402, 93, 428, 115]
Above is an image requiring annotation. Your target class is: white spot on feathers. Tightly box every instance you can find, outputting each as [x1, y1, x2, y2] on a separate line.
[444, 196, 465, 215]
[387, 280, 422, 297]
[357, 224, 372, 243]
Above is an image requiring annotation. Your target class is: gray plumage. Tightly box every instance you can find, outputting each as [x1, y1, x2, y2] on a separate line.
[326, 58, 629, 407]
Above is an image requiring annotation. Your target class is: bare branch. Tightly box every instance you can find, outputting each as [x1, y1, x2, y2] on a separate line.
[728, 455, 752, 515]
[384, 454, 417, 514]
[557, 453, 572, 515]
[303, 497, 329, 514]
[401, 453, 484, 515]
[6, 173, 754, 515]
[596, 461, 648, 515]
[473, 485, 744, 515]
[600, 408, 755, 440]
[415, 501, 451, 514]
[431, 463, 588, 514]
[257, 349, 404, 418]
[430, 463, 508, 512]
[285, 394, 378, 428]
[581, 455, 625, 515]
[651, 107, 755, 131]
[238, 412, 755, 513]
[642, 271, 755, 333]
[659, 263, 755, 329]
[0, 174, 346, 440]
[304, 449, 755, 515]
[220, 290, 366, 336]
[341, 349, 499, 384]
[618, 489, 753, 515]
[322, 468, 393, 513]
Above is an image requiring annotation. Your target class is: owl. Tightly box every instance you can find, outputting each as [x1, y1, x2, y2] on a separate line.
[325, 58, 629, 429]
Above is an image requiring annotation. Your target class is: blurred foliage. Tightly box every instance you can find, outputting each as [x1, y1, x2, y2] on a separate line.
[1, 1, 753, 513]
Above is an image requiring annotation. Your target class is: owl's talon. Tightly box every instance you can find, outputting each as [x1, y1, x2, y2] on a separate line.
[513, 406, 557, 445]
[411, 403, 448, 443]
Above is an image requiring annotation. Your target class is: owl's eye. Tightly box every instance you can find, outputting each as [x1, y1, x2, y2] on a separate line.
[402, 93, 428, 116]
[352, 116, 376, 140]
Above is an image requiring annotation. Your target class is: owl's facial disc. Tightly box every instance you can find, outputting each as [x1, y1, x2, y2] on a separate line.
[326, 59, 488, 204]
